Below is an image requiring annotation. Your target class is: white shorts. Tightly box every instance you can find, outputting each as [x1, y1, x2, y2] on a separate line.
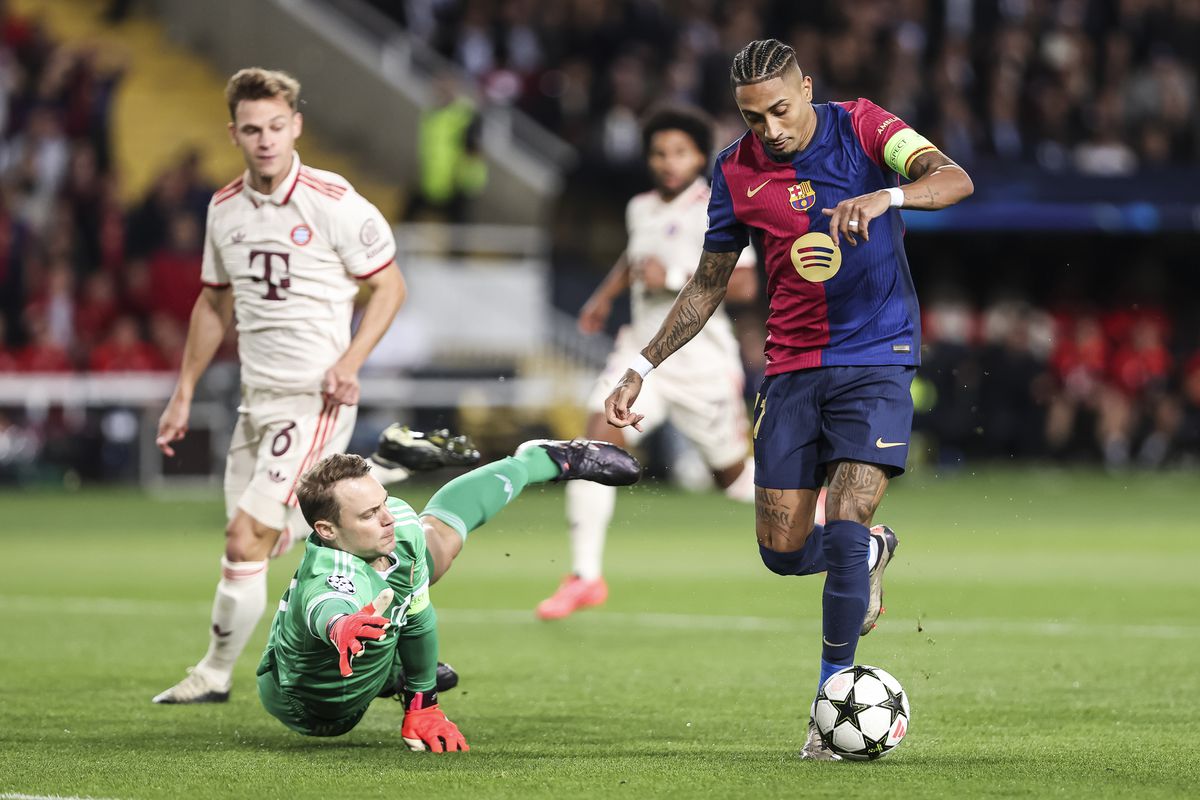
[587, 330, 750, 471]
[224, 387, 357, 532]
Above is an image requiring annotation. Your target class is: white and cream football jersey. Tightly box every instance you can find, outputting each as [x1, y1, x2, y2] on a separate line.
[201, 152, 397, 392]
[624, 176, 755, 375]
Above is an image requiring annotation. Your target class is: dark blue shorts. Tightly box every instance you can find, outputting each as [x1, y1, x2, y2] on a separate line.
[751, 366, 916, 490]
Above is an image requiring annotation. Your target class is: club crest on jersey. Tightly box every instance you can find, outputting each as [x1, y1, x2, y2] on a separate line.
[788, 181, 816, 212]
[326, 574, 357, 594]
[291, 224, 313, 246]
[360, 219, 380, 246]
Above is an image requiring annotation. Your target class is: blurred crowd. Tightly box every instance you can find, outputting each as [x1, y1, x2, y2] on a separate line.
[388, 0, 1199, 175]
[4, 1, 1199, 477]
[910, 295, 1200, 468]
[720, 289, 1200, 470]
[0, 5, 211, 376]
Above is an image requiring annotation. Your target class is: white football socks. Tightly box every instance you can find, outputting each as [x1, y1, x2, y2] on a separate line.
[196, 556, 268, 685]
[722, 456, 756, 503]
[566, 480, 616, 581]
[867, 534, 879, 572]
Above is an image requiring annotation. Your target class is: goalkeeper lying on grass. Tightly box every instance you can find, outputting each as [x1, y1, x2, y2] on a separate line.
[257, 439, 641, 751]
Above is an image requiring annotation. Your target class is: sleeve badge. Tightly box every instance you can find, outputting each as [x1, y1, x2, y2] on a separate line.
[326, 574, 357, 594]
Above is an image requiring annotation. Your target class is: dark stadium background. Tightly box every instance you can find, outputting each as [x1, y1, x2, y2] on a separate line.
[1, 0, 1198, 484]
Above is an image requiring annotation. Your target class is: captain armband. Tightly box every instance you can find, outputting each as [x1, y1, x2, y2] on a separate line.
[881, 130, 938, 179]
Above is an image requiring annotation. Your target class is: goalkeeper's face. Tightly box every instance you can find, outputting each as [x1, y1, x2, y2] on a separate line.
[322, 475, 397, 561]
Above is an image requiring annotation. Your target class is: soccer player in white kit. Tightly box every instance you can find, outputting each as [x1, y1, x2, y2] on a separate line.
[152, 68, 408, 703]
[537, 107, 759, 620]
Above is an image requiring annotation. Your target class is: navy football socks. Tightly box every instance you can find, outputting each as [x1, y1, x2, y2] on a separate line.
[819, 519, 871, 668]
[758, 524, 827, 576]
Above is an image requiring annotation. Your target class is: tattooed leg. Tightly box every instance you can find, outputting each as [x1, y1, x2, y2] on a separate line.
[643, 250, 739, 366]
[825, 461, 889, 525]
[755, 487, 827, 577]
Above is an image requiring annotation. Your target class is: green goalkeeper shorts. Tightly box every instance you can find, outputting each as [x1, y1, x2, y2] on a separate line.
[257, 648, 412, 737]
[257, 669, 370, 737]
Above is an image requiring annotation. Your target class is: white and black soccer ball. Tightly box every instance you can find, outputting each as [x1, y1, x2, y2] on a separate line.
[813, 665, 910, 760]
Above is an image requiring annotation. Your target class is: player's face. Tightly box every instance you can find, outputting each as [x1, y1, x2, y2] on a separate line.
[228, 96, 303, 190]
[734, 66, 814, 158]
[646, 129, 706, 198]
[327, 476, 396, 560]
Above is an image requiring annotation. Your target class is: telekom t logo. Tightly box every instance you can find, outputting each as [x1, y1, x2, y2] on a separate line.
[249, 250, 291, 300]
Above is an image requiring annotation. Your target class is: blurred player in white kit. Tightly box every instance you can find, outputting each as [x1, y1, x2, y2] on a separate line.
[152, 68, 409, 703]
[537, 106, 759, 620]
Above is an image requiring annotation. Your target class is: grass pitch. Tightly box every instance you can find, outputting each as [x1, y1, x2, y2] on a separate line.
[2, 470, 1198, 799]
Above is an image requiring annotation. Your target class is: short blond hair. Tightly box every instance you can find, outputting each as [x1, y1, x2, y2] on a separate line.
[225, 67, 301, 120]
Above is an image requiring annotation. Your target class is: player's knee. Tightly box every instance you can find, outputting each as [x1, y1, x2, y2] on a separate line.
[759, 544, 802, 576]
[824, 490, 874, 525]
[224, 515, 278, 561]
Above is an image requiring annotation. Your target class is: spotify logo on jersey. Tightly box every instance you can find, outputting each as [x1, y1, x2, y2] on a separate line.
[790, 232, 842, 283]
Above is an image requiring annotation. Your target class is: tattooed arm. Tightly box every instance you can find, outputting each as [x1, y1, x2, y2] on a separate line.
[604, 248, 740, 429]
[900, 151, 973, 211]
[822, 150, 974, 246]
[644, 249, 741, 365]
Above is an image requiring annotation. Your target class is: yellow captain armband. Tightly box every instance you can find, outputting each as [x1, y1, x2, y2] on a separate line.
[882, 129, 938, 179]
[408, 586, 431, 615]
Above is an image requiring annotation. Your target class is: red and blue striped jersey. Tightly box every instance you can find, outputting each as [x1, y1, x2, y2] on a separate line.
[705, 99, 931, 374]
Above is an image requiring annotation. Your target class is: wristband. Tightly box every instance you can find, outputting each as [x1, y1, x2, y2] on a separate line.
[885, 187, 904, 208]
[630, 354, 654, 378]
[403, 688, 439, 710]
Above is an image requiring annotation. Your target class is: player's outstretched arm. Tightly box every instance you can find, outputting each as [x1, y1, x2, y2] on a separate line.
[578, 251, 631, 334]
[326, 588, 393, 677]
[156, 286, 234, 456]
[604, 248, 739, 430]
[822, 151, 974, 246]
[896, 151, 974, 211]
[323, 263, 407, 407]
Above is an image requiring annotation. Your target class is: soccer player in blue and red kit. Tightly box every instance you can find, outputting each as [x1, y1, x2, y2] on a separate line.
[605, 39, 974, 760]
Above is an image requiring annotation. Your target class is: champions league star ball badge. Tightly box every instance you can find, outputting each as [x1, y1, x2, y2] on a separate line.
[291, 224, 313, 246]
[326, 574, 357, 594]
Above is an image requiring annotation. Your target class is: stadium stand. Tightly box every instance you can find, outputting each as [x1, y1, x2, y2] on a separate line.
[1, 0, 1198, 482]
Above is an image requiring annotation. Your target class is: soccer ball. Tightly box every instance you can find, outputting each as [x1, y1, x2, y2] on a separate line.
[813, 665, 910, 760]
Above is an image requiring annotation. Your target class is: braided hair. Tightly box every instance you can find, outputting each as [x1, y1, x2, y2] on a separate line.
[730, 39, 798, 87]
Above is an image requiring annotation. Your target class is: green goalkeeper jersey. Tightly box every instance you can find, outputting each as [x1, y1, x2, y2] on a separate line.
[257, 497, 437, 719]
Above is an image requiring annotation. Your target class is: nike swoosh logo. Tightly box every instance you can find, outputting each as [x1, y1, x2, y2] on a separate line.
[746, 179, 771, 198]
[823, 637, 849, 647]
[875, 438, 907, 449]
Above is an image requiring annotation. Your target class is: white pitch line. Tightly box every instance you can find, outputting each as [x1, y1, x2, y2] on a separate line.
[436, 608, 1200, 640]
[1, 594, 1196, 640]
[1, 794, 122, 800]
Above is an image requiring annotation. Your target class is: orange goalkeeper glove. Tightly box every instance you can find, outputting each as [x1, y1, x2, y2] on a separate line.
[401, 690, 469, 753]
[327, 588, 393, 678]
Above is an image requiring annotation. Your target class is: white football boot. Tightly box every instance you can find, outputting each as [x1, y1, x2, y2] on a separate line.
[800, 716, 842, 761]
[152, 666, 231, 704]
[861, 525, 898, 636]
